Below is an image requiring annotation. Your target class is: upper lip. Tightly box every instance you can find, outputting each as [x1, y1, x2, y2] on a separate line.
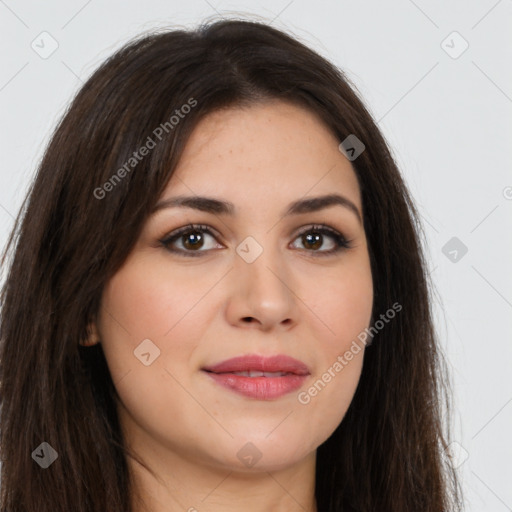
[202, 354, 310, 375]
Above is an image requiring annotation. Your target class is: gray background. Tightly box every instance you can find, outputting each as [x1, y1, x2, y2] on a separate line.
[1, 1, 511, 510]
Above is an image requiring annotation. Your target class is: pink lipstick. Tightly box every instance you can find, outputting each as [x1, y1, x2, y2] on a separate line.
[202, 354, 310, 400]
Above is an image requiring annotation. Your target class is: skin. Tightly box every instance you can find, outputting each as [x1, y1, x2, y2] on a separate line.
[88, 100, 374, 512]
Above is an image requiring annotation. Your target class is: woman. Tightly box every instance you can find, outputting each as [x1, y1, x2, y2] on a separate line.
[0, 18, 462, 512]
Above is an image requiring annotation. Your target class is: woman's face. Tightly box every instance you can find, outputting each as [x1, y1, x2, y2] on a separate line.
[94, 100, 373, 473]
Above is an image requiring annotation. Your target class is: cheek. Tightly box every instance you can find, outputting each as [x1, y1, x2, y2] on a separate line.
[96, 261, 173, 382]
[297, 280, 371, 441]
[99, 255, 219, 341]
[307, 255, 373, 349]
[296, 256, 372, 435]
[297, 348, 364, 449]
[95, 260, 216, 447]
[96, 257, 224, 384]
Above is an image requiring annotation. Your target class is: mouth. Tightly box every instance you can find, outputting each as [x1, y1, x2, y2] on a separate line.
[201, 354, 310, 400]
[211, 370, 293, 377]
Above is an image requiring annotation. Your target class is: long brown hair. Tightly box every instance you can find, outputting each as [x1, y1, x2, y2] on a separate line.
[0, 18, 462, 512]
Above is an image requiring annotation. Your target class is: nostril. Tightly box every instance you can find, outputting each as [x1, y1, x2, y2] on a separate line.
[242, 317, 255, 323]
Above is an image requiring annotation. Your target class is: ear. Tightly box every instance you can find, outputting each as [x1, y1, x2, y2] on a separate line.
[80, 321, 101, 346]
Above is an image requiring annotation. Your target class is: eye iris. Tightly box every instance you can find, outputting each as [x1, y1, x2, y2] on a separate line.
[183, 231, 204, 250]
[303, 232, 322, 250]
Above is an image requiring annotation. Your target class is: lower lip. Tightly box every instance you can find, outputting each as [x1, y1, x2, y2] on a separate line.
[203, 371, 308, 400]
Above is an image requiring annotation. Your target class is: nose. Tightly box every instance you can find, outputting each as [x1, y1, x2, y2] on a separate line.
[224, 244, 298, 332]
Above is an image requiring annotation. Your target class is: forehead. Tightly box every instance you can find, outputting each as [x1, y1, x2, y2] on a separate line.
[164, 101, 362, 209]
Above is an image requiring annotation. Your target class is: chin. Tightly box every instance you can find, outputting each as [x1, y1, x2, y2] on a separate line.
[208, 431, 316, 473]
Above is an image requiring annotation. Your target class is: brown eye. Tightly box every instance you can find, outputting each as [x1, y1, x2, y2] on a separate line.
[160, 224, 223, 256]
[301, 232, 323, 250]
[181, 231, 205, 250]
[291, 225, 352, 255]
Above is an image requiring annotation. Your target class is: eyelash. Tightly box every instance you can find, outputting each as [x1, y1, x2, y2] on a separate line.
[159, 223, 353, 258]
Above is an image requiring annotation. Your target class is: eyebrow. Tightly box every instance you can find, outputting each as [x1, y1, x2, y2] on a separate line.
[152, 193, 362, 224]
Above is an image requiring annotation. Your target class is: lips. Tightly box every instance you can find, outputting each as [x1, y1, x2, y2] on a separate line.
[201, 354, 310, 400]
[202, 354, 310, 375]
